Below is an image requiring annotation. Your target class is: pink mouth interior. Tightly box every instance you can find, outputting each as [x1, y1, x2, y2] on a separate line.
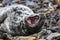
[27, 16, 39, 24]
[27, 17, 35, 24]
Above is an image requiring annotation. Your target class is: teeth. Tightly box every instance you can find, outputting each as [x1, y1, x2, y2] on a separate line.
[27, 20, 31, 24]
[30, 24, 35, 27]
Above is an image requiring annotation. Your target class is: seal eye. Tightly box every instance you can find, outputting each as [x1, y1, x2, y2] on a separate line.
[16, 11, 22, 15]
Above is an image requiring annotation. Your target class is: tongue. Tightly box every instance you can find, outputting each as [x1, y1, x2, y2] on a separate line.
[27, 17, 35, 24]
[31, 17, 35, 24]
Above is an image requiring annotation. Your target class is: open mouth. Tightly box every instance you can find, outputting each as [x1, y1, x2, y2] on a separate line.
[26, 15, 40, 27]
